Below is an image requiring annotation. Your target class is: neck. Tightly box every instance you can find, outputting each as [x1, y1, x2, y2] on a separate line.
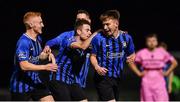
[148, 47, 156, 51]
[112, 29, 119, 38]
[75, 35, 82, 43]
[26, 29, 38, 41]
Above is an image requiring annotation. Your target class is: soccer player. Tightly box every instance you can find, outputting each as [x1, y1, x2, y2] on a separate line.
[44, 19, 96, 101]
[43, 10, 91, 88]
[90, 10, 135, 101]
[129, 34, 178, 101]
[10, 11, 58, 101]
[159, 42, 175, 94]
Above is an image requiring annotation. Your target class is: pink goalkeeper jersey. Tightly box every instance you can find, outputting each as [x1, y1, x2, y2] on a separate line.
[135, 47, 174, 69]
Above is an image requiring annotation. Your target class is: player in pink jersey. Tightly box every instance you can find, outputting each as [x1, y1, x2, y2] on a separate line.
[129, 33, 178, 101]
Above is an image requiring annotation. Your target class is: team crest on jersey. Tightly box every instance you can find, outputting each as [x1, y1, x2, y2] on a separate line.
[122, 42, 127, 47]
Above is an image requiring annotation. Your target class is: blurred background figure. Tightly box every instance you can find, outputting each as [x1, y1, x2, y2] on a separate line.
[159, 42, 180, 101]
[129, 33, 178, 101]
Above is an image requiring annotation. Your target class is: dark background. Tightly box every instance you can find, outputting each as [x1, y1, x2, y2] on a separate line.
[0, 0, 180, 100]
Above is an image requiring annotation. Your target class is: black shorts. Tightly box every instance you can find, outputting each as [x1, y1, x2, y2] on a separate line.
[11, 85, 52, 101]
[94, 75, 121, 101]
[48, 80, 87, 101]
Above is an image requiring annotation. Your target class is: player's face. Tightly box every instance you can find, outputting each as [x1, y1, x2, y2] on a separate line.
[76, 13, 91, 23]
[30, 16, 44, 34]
[146, 37, 158, 49]
[78, 24, 92, 40]
[102, 18, 118, 36]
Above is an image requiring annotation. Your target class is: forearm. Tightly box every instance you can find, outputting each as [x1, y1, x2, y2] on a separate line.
[20, 61, 46, 71]
[168, 72, 174, 88]
[90, 54, 99, 69]
[81, 33, 97, 50]
[166, 60, 178, 75]
[128, 63, 142, 76]
[39, 52, 49, 60]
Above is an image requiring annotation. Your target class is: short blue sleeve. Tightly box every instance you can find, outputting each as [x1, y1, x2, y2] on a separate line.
[16, 39, 30, 62]
[126, 34, 135, 56]
[91, 34, 100, 55]
[46, 34, 64, 47]
[62, 36, 76, 49]
[46, 30, 75, 48]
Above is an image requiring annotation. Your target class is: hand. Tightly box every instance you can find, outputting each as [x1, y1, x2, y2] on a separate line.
[162, 71, 169, 77]
[138, 70, 147, 77]
[48, 53, 56, 64]
[95, 65, 108, 76]
[43, 46, 51, 53]
[39, 52, 48, 60]
[126, 53, 135, 64]
[44, 63, 58, 72]
[168, 85, 172, 93]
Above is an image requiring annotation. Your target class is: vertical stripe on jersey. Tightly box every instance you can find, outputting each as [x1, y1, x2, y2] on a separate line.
[13, 78, 17, 92]
[108, 39, 113, 77]
[112, 39, 116, 77]
[100, 40, 104, 67]
[59, 56, 68, 81]
[106, 38, 111, 77]
[117, 35, 123, 77]
[54, 49, 64, 80]
[119, 34, 126, 76]
[64, 62, 71, 84]
[19, 82, 23, 93]
[22, 81, 25, 93]
[56, 55, 67, 80]
[25, 84, 29, 93]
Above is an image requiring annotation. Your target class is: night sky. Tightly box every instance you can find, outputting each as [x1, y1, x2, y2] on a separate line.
[0, 0, 180, 87]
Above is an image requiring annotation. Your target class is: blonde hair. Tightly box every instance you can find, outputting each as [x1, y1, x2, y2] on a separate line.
[23, 11, 41, 29]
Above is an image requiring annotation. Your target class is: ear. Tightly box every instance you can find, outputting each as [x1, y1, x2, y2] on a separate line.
[29, 23, 33, 28]
[76, 29, 81, 35]
[115, 20, 119, 27]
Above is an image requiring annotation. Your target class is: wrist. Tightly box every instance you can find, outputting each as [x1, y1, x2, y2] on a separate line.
[40, 65, 46, 70]
[94, 64, 100, 70]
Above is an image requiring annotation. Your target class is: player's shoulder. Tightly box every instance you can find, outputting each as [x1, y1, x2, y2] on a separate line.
[18, 34, 31, 43]
[95, 32, 106, 39]
[157, 47, 168, 54]
[16, 34, 31, 46]
[137, 48, 148, 54]
[120, 30, 132, 38]
[59, 30, 75, 36]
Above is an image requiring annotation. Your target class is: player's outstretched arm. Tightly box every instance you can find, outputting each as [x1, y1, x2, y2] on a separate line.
[70, 31, 98, 50]
[19, 61, 58, 72]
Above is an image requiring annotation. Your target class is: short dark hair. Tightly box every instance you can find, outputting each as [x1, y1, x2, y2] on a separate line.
[159, 42, 168, 50]
[74, 19, 91, 32]
[100, 10, 120, 21]
[77, 9, 90, 17]
[145, 33, 158, 40]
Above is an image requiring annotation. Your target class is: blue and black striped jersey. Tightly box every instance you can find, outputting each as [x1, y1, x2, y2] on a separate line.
[46, 30, 90, 87]
[10, 34, 43, 93]
[91, 31, 135, 78]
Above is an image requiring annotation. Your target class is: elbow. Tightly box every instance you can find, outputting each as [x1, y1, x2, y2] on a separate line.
[175, 60, 178, 67]
[19, 62, 28, 71]
[173, 59, 178, 68]
[20, 66, 28, 71]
